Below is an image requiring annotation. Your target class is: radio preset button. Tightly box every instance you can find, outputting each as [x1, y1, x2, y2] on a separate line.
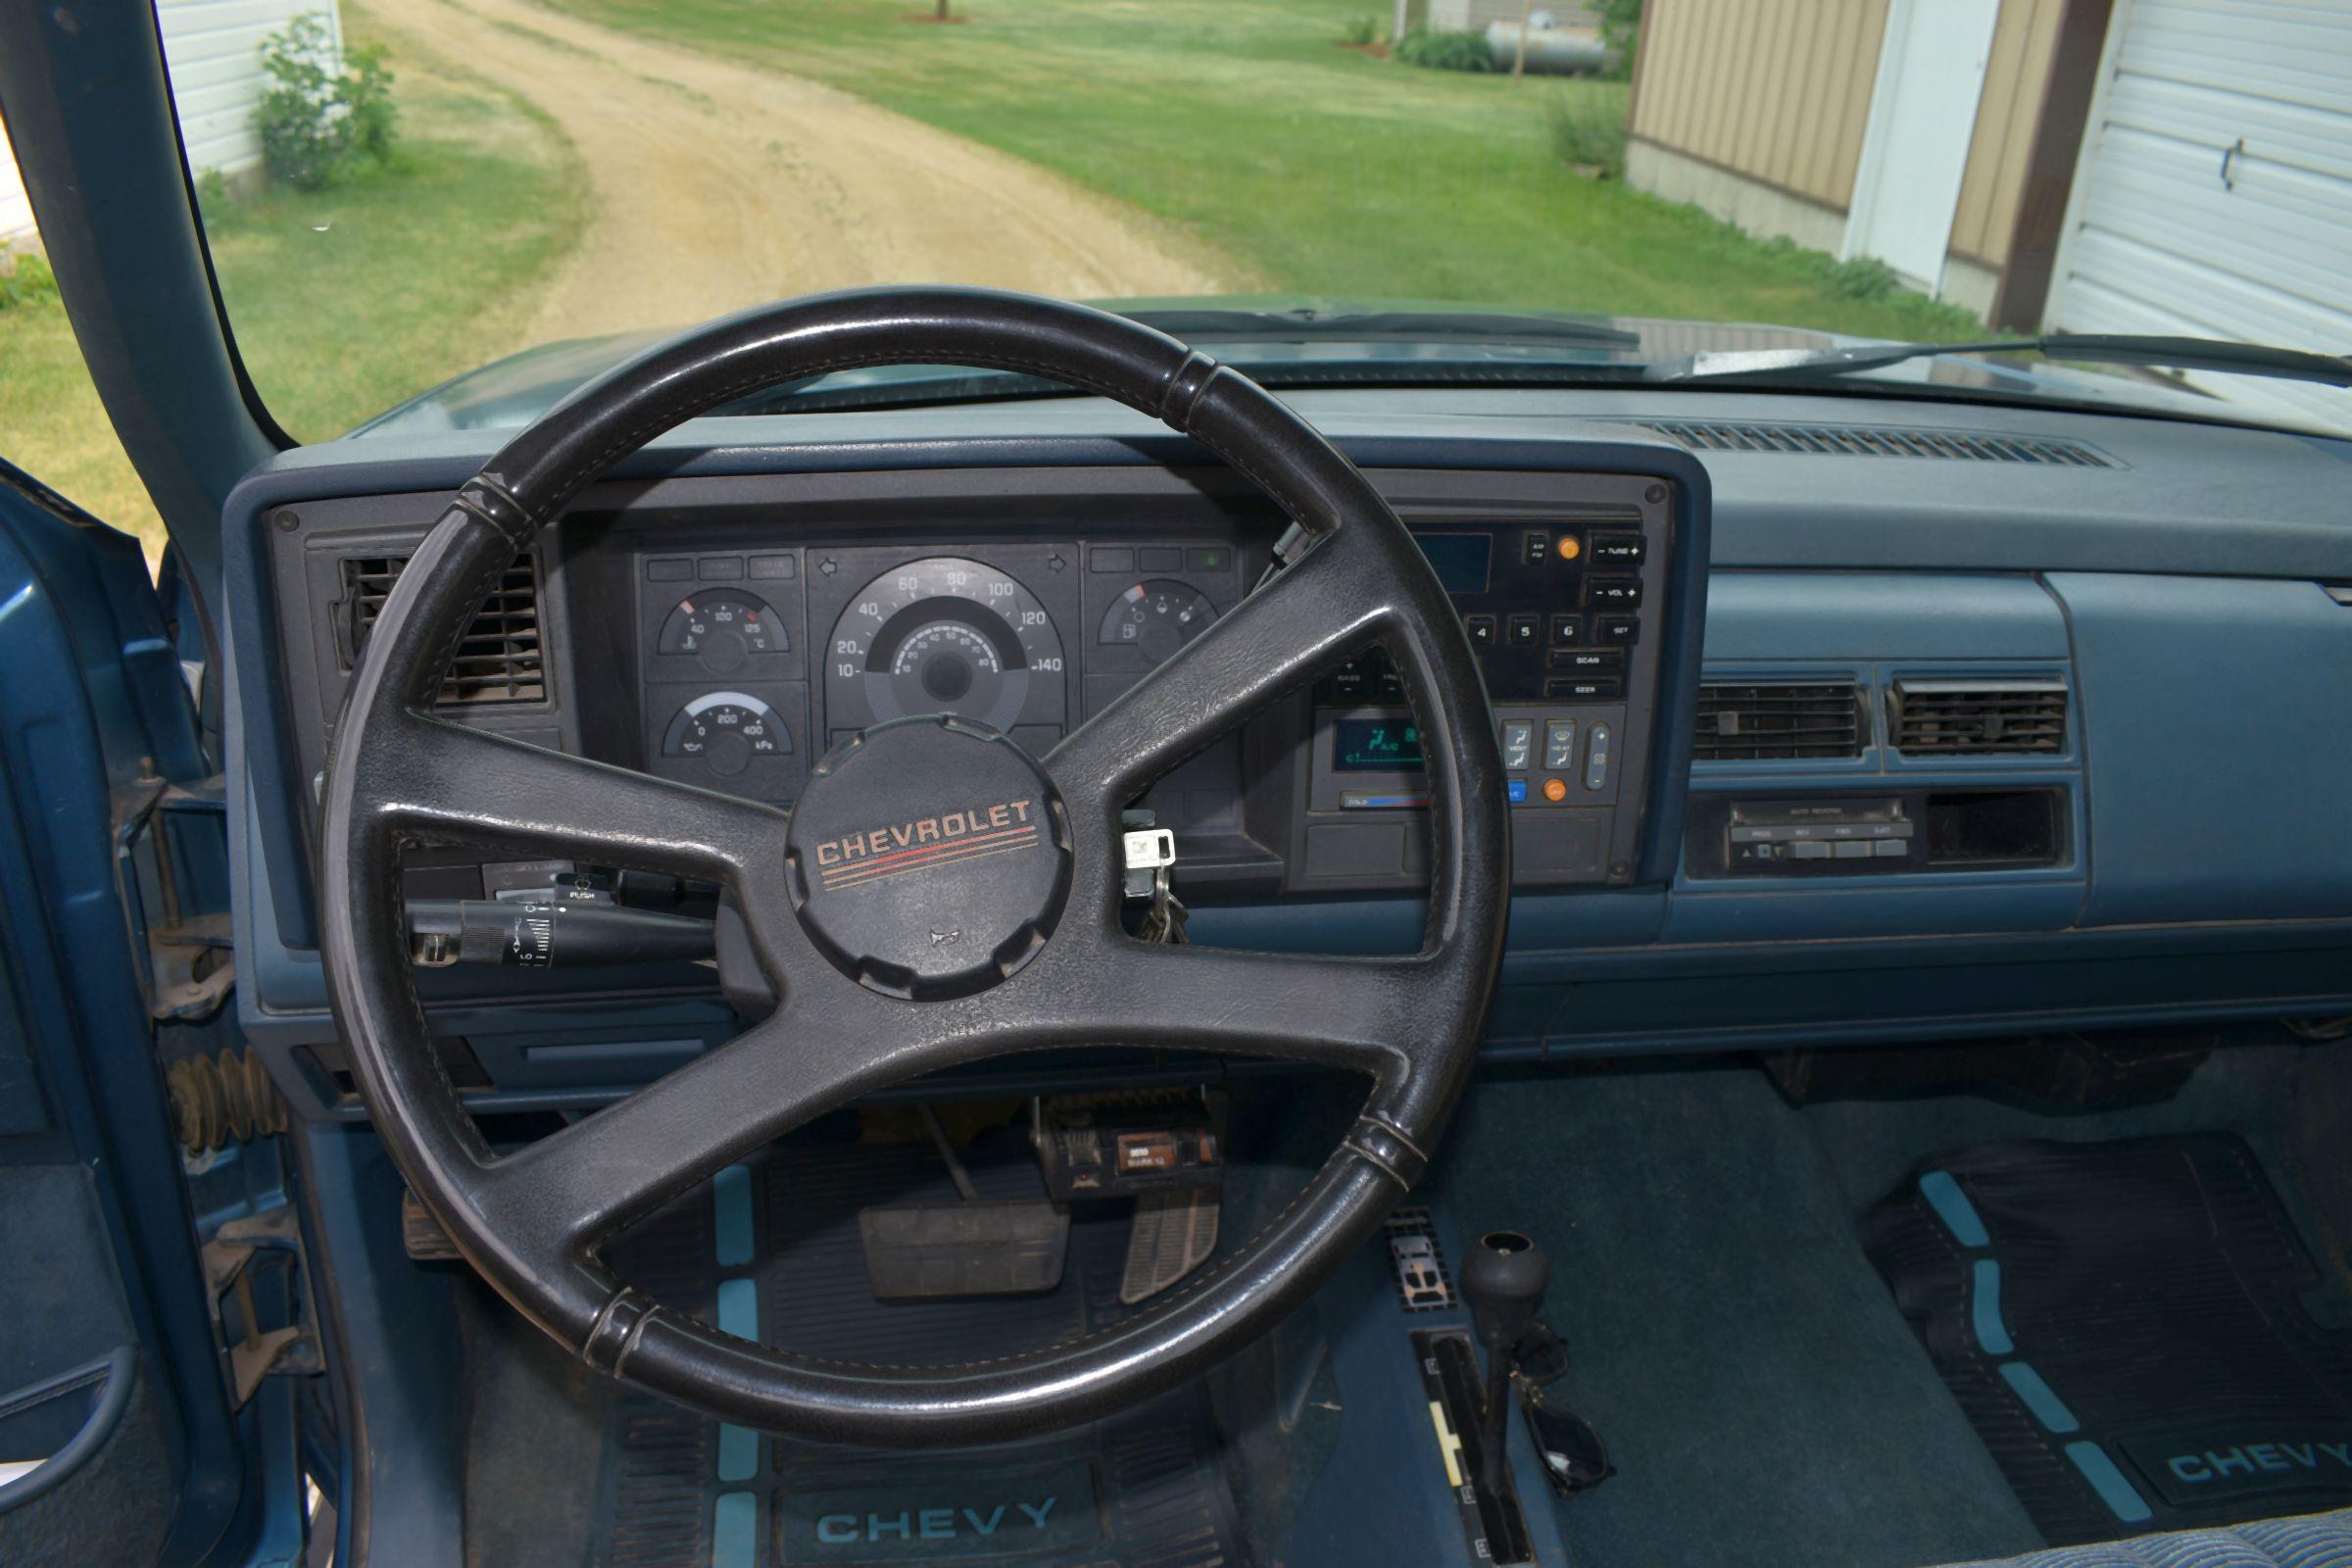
[1506, 613, 1542, 649]
[1465, 613, 1498, 650]
[1549, 613, 1585, 647]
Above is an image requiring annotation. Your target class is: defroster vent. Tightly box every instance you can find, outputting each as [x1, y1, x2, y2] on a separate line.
[1640, 421, 2112, 466]
[1888, 679, 2066, 756]
[340, 553, 545, 706]
[1695, 682, 1864, 761]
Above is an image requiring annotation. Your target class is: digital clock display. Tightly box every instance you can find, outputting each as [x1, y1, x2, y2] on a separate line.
[1334, 717, 1426, 773]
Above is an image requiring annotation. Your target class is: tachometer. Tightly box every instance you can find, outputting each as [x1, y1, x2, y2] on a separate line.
[825, 557, 1066, 735]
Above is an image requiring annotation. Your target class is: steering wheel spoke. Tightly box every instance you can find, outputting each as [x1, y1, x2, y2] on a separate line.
[365, 709, 785, 887]
[1046, 530, 1384, 817]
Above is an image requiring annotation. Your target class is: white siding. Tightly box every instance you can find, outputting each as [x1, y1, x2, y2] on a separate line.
[2045, 0, 2352, 432]
[0, 0, 340, 250]
[158, 0, 344, 178]
[1, 115, 34, 248]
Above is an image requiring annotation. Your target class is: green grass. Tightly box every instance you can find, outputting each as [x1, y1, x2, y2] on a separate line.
[204, 16, 590, 442]
[543, 0, 1983, 340]
[0, 3, 587, 553]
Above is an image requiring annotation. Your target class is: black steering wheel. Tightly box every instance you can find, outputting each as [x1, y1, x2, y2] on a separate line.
[318, 287, 1509, 1446]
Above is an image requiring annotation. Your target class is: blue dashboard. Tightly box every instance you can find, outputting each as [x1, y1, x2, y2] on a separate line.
[220, 387, 2352, 1118]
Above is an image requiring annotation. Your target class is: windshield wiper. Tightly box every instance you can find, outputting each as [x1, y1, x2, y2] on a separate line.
[1121, 307, 1643, 353]
[1649, 333, 2352, 389]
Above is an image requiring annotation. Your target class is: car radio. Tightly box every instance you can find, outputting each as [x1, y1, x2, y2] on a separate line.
[1293, 479, 1677, 893]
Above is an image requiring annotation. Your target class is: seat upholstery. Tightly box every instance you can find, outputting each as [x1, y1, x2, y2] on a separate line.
[1938, 1509, 2352, 1568]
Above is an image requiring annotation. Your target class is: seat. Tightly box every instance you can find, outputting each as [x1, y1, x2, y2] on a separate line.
[1937, 1508, 2352, 1568]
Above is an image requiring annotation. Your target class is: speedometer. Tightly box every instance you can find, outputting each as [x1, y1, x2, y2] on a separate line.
[825, 557, 1067, 736]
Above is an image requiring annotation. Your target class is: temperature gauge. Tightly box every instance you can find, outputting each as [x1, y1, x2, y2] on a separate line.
[659, 589, 786, 674]
[1098, 579, 1218, 665]
[662, 691, 792, 778]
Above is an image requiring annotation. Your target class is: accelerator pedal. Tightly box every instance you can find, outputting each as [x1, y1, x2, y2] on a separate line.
[1121, 1185, 1220, 1304]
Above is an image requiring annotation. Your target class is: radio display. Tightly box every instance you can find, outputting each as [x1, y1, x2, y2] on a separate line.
[1411, 533, 1492, 595]
[1334, 717, 1426, 773]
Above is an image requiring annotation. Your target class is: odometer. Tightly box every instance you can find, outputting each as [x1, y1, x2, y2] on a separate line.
[826, 558, 1066, 735]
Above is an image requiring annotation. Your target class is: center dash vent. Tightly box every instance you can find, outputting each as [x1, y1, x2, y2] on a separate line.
[1888, 679, 2067, 756]
[1639, 420, 2112, 466]
[340, 553, 545, 706]
[1695, 681, 1864, 760]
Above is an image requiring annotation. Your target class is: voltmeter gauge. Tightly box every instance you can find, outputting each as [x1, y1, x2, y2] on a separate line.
[1098, 579, 1218, 665]
[662, 691, 792, 778]
[658, 589, 785, 674]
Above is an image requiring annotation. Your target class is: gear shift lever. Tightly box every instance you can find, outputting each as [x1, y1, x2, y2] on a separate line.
[1459, 1230, 1549, 1499]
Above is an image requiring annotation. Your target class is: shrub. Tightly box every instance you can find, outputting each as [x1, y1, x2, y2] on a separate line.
[256, 15, 398, 190]
[1820, 253, 1900, 302]
[1545, 93, 1625, 176]
[1594, 0, 1642, 79]
[0, 251, 59, 313]
[1339, 15, 1380, 45]
[1395, 28, 1493, 73]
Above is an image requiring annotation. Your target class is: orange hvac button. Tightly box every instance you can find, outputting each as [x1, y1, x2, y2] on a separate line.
[1542, 776, 1569, 803]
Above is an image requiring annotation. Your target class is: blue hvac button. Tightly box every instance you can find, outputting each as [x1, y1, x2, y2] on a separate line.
[1506, 779, 1528, 804]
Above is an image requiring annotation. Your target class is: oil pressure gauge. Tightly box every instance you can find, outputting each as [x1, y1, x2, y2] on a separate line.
[662, 691, 792, 778]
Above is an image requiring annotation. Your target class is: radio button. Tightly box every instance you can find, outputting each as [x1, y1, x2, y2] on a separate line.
[1547, 649, 1624, 673]
[1465, 613, 1498, 650]
[1548, 613, 1585, 647]
[1545, 677, 1624, 701]
[1583, 577, 1643, 610]
[1596, 615, 1640, 646]
[1590, 532, 1646, 565]
[1506, 613, 1542, 649]
[1522, 531, 1549, 566]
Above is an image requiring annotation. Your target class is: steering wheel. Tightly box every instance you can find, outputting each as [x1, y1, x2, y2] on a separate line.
[318, 287, 1509, 1446]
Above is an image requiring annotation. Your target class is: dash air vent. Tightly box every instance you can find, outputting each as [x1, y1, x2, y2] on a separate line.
[1641, 421, 2111, 466]
[340, 553, 545, 706]
[1695, 682, 1864, 761]
[1888, 680, 2066, 756]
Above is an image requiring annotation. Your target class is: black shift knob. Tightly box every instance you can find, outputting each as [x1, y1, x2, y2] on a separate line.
[1461, 1230, 1549, 1349]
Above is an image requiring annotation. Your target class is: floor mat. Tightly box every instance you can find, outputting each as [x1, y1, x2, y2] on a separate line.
[591, 1134, 1245, 1567]
[1866, 1133, 2352, 1546]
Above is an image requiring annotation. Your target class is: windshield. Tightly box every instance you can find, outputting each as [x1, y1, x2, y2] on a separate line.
[139, 0, 2351, 439]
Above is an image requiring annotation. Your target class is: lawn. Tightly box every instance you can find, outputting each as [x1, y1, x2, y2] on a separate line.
[544, 0, 1984, 342]
[0, 1, 586, 551]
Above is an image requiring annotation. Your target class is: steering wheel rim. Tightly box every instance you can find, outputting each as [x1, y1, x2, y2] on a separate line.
[318, 286, 1509, 1446]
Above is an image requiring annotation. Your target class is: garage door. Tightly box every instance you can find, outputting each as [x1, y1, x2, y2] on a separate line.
[2044, 0, 2352, 433]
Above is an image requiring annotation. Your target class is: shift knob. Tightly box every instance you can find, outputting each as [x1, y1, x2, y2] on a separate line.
[1461, 1230, 1550, 1352]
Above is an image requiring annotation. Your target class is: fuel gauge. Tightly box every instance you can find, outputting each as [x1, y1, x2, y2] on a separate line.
[1098, 579, 1218, 665]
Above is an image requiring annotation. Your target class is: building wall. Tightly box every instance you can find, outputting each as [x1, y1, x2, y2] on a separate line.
[0, 0, 340, 250]
[1949, 0, 2066, 266]
[1628, 0, 1890, 217]
[159, 0, 346, 180]
[1, 116, 34, 250]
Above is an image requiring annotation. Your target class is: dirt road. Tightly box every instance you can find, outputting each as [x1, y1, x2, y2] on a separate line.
[370, 0, 1236, 346]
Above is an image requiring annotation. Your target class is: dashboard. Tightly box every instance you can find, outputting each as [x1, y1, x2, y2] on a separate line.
[223, 391, 2352, 1120]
